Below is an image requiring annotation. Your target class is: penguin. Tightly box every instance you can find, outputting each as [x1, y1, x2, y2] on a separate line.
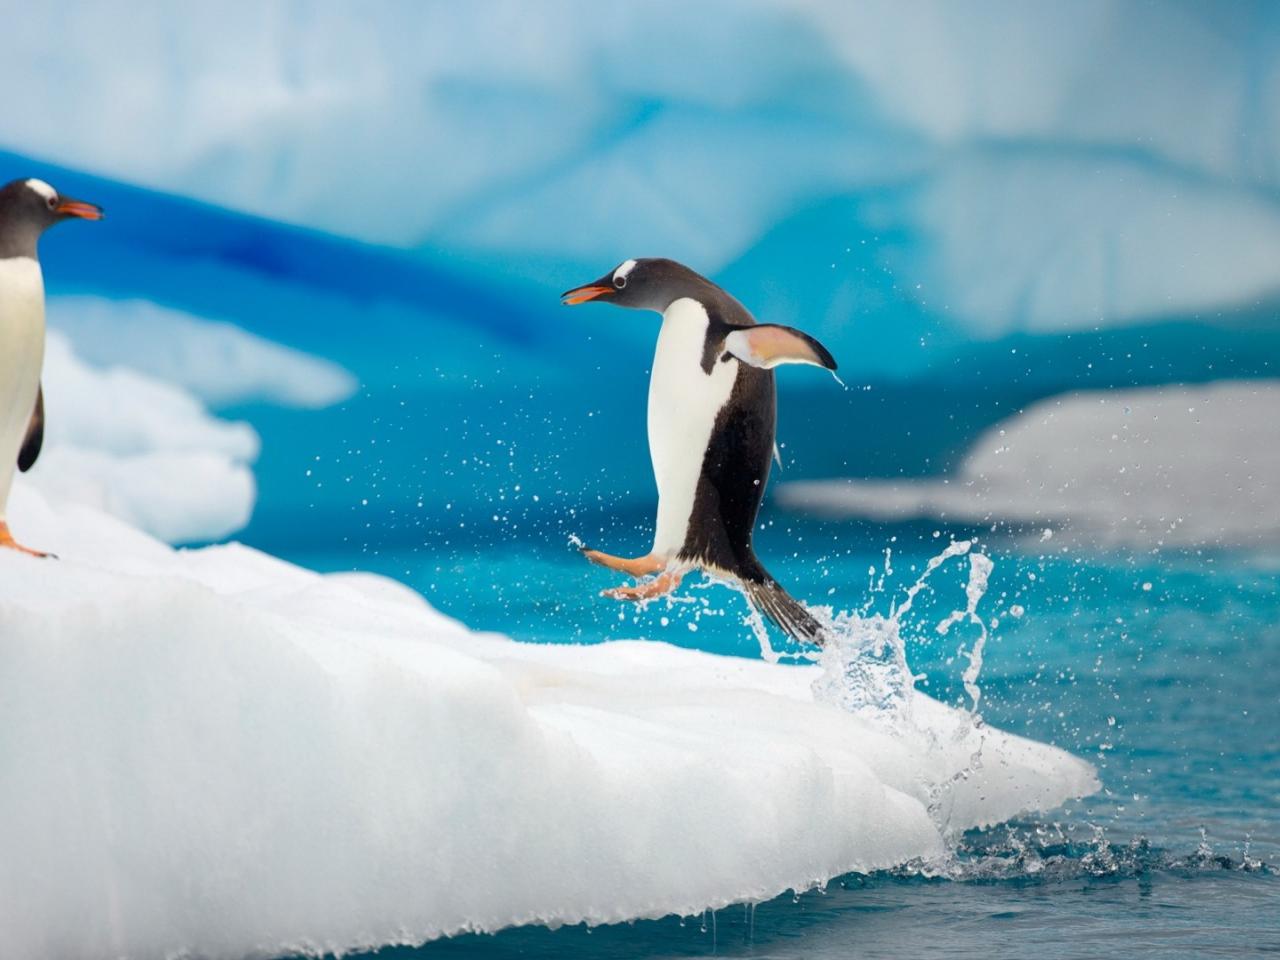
[562, 258, 837, 644]
[0, 177, 103, 556]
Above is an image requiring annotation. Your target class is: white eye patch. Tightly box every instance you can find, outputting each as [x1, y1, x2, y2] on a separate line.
[612, 259, 638, 283]
[25, 179, 57, 202]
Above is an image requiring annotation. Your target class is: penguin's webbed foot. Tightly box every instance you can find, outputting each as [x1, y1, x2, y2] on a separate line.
[603, 570, 683, 602]
[0, 522, 56, 559]
[581, 548, 664, 578]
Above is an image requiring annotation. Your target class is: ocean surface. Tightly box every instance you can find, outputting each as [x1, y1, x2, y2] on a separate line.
[275, 513, 1280, 959]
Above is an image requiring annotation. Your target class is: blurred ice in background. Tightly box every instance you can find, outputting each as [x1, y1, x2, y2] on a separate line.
[5, 0, 1277, 557]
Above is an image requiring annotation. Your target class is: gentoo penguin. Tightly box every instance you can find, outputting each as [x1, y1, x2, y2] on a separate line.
[562, 258, 837, 644]
[0, 178, 103, 556]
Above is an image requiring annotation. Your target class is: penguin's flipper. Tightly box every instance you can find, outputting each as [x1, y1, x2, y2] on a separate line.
[723, 325, 837, 372]
[743, 575, 826, 645]
[17, 384, 44, 473]
[582, 548, 664, 578]
[603, 570, 683, 602]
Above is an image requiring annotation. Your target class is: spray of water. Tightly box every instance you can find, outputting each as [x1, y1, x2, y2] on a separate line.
[807, 539, 990, 727]
[937, 552, 994, 715]
[724, 541, 1268, 885]
[802, 539, 1000, 843]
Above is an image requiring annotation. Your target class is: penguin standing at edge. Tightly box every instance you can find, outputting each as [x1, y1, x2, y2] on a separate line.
[0, 178, 103, 556]
[562, 258, 837, 644]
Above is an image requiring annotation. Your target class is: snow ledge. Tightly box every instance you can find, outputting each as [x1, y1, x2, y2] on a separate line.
[0, 488, 1096, 960]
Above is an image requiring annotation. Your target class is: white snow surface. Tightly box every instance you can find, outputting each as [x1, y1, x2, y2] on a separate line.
[48, 297, 358, 410]
[5, 1, 1280, 331]
[0, 488, 1096, 960]
[778, 381, 1280, 549]
[18, 331, 257, 543]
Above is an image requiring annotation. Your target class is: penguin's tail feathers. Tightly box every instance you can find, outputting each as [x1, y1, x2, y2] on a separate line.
[742, 575, 827, 646]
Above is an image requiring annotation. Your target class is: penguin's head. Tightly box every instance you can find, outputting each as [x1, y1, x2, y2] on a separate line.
[561, 258, 714, 313]
[0, 178, 103, 258]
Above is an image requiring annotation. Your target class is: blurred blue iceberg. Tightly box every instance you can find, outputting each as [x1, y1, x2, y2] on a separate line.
[3, 0, 1278, 547]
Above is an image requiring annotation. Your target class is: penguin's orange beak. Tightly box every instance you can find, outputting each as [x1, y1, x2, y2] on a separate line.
[56, 198, 104, 221]
[560, 284, 613, 305]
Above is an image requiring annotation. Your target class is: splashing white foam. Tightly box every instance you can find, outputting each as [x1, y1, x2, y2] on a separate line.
[937, 552, 995, 715]
[801, 540, 1005, 838]
[808, 540, 977, 724]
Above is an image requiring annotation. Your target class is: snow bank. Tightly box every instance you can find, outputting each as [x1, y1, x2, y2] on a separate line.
[778, 381, 1280, 549]
[0, 488, 1096, 960]
[48, 297, 357, 410]
[19, 332, 257, 543]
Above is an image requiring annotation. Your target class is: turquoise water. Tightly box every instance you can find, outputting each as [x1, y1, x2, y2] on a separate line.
[283, 517, 1280, 959]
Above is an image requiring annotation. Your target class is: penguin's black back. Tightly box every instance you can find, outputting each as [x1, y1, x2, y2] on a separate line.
[677, 361, 775, 579]
[673, 298, 826, 644]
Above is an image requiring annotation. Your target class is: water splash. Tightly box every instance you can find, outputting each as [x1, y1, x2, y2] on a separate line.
[809, 608, 921, 724]
[743, 599, 782, 664]
[912, 822, 1271, 883]
[717, 539, 997, 743]
[893, 539, 973, 620]
[936, 552, 994, 715]
[810, 539, 984, 728]
[804, 539, 1006, 843]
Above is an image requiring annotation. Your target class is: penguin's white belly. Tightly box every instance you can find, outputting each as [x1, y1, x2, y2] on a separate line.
[647, 298, 737, 557]
[0, 258, 46, 513]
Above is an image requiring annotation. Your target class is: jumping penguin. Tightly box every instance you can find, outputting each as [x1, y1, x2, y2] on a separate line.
[562, 258, 837, 644]
[0, 177, 103, 556]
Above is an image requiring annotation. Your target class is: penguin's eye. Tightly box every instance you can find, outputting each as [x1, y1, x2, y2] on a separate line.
[614, 275, 627, 289]
[45, 195, 57, 210]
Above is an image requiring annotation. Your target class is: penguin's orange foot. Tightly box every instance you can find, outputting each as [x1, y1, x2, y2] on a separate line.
[603, 570, 683, 602]
[581, 548, 664, 578]
[0, 522, 55, 559]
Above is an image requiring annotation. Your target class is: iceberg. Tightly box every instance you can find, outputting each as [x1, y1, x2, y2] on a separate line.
[0, 487, 1096, 960]
[48, 297, 357, 410]
[885, 150, 1280, 335]
[22, 331, 257, 544]
[39, 331, 257, 461]
[6, 1, 1280, 339]
[21, 446, 253, 548]
[777, 380, 1280, 549]
[19, 300, 359, 545]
